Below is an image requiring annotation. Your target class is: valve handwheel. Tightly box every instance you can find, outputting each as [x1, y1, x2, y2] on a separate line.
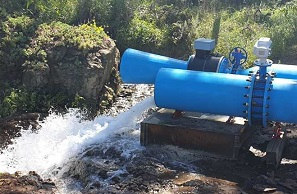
[229, 47, 248, 66]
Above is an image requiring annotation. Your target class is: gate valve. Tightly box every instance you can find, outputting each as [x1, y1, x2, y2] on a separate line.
[228, 47, 247, 73]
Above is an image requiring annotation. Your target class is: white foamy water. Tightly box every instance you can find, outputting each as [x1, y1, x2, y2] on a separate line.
[0, 94, 155, 177]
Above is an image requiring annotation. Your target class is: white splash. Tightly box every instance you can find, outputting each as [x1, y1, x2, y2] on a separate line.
[0, 96, 156, 176]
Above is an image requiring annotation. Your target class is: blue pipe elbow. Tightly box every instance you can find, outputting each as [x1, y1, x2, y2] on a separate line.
[120, 48, 187, 84]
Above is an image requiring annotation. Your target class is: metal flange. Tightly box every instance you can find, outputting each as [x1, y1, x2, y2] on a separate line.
[245, 71, 274, 127]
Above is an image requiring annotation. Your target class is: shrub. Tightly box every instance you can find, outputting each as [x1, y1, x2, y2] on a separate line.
[119, 16, 165, 52]
[0, 86, 37, 118]
[25, 0, 78, 24]
[0, 0, 27, 15]
[213, 8, 268, 67]
[267, 3, 297, 58]
[23, 21, 107, 69]
[0, 15, 37, 80]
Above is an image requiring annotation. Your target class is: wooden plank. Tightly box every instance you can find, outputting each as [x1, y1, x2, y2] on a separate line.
[141, 109, 253, 159]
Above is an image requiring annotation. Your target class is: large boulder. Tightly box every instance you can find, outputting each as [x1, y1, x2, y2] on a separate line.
[22, 22, 120, 103]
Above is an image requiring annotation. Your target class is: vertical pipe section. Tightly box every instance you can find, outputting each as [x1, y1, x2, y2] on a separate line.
[154, 68, 249, 117]
[155, 68, 297, 124]
[120, 48, 187, 84]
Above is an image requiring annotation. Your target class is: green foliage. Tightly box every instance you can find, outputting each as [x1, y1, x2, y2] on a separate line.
[121, 16, 165, 52]
[23, 21, 107, 69]
[72, 94, 98, 117]
[72, 94, 86, 108]
[191, 2, 297, 66]
[212, 8, 268, 67]
[0, 83, 97, 118]
[115, 2, 194, 58]
[0, 85, 37, 118]
[267, 3, 297, 58]
[75, 0, 112, 25]
[102, 0, 141, 52]
[25, 0, 79, 24]
[0, 0, 27, 16]
[1, 15, 35, 46]
[0, 15, 37, 80]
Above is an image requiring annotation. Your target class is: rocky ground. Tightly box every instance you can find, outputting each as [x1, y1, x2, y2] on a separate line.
[60, 121, 297, 194]
[0, 171, 57, 194]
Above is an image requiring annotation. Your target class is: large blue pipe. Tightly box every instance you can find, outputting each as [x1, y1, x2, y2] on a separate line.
[120, 48, 187, 84]
[237, 65, 297, 80]
[154, 68, 248, 117]
[154, 68, 297, 124]
[120, 48, 297, 84]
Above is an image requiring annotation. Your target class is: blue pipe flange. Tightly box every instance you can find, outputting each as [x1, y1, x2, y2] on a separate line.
[262, 73, 274, 127]
[246, 71, 274, 127]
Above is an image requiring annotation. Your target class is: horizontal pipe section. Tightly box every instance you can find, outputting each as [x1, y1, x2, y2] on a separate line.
[268, 78, 297, 123]
[120, 48, 187, 84]
[238, 64, 297, 80]
[154, 68, 249, 117]
[154, 68, 297, 124]
[120, 49, 297, 84]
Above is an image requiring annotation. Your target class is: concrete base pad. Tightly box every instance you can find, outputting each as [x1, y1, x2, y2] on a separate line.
[141, 109, 254, 159]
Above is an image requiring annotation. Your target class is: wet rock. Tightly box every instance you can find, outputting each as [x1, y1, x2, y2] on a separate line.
[277, 179, 296, 191]
[111, 176, 121, 183]
[98, 170, 108, 179]
[0, 171, 56, 194]
[0, 113, 44, 149]
[253, 184, 275, 192]
[104, 146, 122, 158]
